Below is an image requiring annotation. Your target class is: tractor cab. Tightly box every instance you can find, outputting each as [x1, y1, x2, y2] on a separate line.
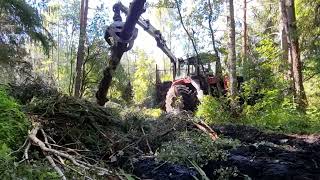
[175, 56, 221, 93]
[176, 56, 214, 77]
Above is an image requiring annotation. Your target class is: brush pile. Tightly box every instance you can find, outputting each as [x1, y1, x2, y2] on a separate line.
[9, 83, 211, 179]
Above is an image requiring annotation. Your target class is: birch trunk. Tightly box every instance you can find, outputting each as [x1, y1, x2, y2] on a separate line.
[227, 0, 238, 113]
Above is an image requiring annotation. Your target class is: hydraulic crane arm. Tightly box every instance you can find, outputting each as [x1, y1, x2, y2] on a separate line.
[96, 0, 146, 106]
[115, 2, 178, 66]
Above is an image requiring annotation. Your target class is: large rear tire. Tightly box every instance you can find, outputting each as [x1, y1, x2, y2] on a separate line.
[165, 84, 199, 113]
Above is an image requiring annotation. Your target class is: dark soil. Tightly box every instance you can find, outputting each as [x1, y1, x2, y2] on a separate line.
[203, 125, 320, 179]
[133, 157, 198, 180]
[133, 125, 320, 180]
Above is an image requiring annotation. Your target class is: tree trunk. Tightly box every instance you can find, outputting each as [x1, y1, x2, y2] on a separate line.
[57, 21, 60, 86]
[279, 0, 294, 95]
[208, 0, 223, 95]
[68, 29, 75, 96]
[242, 0, 248, 66]
[175, 0, 200, 75]
[74, 0, 89, 98]
[227, 0, 238, 113]
[286, 0, 307, 110]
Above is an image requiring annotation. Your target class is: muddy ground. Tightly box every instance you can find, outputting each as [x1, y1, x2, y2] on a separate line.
[134, 125, 320, 180]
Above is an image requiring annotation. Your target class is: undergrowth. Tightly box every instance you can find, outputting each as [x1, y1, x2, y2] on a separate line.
[242, 89, 320, 133]
[196, 96, 231, 124]
[196, 91, 320, 134]
[0, 147, 59, 179]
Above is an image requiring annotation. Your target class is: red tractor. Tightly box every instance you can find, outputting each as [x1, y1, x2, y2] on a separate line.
[156, 56, 239, 113]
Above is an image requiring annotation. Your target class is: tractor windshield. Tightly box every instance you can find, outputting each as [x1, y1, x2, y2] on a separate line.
[177, 57, 215, 78]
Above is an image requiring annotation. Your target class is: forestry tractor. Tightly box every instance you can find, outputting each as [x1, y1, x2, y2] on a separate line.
[97, 0, 243, 112]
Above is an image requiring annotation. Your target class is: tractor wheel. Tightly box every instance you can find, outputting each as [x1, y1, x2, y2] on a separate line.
[165, 84, 199, 113]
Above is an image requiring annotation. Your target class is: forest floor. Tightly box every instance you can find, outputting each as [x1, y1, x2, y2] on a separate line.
[135, 124, 320, 180]
[7, 83, 320, 180]
[207, 125, 320, 179]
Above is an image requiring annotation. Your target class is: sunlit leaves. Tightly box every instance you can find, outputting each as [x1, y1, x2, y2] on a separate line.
[132, 51, 155, 105]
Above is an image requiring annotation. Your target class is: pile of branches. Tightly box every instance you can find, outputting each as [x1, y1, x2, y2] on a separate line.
[19, 121, 111, 180]
[7, 77, 58, 104]
[11, 88, 218, 178]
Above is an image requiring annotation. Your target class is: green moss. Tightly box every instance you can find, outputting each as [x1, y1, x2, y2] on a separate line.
[0, 88, 30, 149]
[0, 89, 59, 179]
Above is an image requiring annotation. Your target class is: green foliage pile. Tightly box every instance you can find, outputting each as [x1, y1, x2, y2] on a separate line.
[27, 95, 129, 159]
[156, 130, 240, 166]
[8, 79, 59, 104]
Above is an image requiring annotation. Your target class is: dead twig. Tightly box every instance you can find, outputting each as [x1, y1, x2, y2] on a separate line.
[194, 121, 218, 141]
[46, 155, 67, 180]
[9, 138, 28, 156]
[41, 129, 65, 165]
[28, 123, 110, 175]
[24, 141, 31, 161]
[90, 121, 114, 144]
[43, 142, 84, 155]
[47, 134, 57, 144]
[54, 158, 84, 177]
[141, 126, 153, 154]
[158, 127, 176, 138]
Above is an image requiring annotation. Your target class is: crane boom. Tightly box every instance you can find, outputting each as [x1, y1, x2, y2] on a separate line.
[115, 2, 179, 76]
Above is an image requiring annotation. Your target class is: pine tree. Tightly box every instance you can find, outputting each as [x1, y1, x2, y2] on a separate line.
[74, 0, 89, 98]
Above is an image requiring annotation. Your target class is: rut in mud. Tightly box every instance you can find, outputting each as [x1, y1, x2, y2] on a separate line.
[134, 125, 320, 180]
[205, 125, 320, 180]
